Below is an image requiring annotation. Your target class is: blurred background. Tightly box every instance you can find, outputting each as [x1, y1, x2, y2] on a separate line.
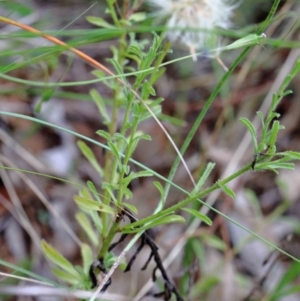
[1, 0, 300, 300]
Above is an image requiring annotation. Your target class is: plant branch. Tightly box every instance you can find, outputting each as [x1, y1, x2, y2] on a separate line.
[122, 162, 252, 231]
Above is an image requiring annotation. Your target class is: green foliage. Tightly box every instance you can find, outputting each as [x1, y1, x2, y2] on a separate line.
[122, 214, 186, 234]
[41, 240, 82, 283]
[240, 58, 300, 173]
[2, 0, 300, 299]
[217, 181, 236, 199]
[74, 195, 115, 214]
[75, 212, 99, 246]
[77, 141, 104, 176]
[181, 208, 212, 226]
[192, 162, 215, 196]
[86, 16, 117, 29]
[90, 89, 111, 124]
[81, 244, 94, 275]
[268, 262, 300, 301]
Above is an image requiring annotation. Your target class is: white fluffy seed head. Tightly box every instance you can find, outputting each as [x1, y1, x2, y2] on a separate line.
[147, 0, 237, 58]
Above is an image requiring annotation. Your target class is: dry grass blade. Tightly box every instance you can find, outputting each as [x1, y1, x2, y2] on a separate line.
[0, 285, 130, 301]
[0, 271, 53, 286]
[0, 154, 82, 246]
[0, 161, 41, 249]
[0, 128, 47, 172]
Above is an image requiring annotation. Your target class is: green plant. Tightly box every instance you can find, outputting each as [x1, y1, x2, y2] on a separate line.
[1, 0, 300, 300]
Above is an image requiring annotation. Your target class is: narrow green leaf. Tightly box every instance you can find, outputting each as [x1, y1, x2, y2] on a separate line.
[122, 164, 130, 175]
[89, 210, 103, 233]
[107, 141, 121, 165]
[90, 89, 111, 124]
[91, 70, 105, 79]
[193, 163, 215, 195]
[86, 181, 101, 203]
[75, 212, 98, 246]
[279, 151, 300, 160]
[217, 181, 236, 199]
[141, 81, 156, 98]
[267, 111, 280, 124]
[109, 58, 127, 87]
[281, 89, 293, 97]
[35, 89, 55, 113]
[139, 104, 162, 121]
[96, 129, 111, 141]
[182, 208, 212, 226]
[150, 67, 166, 85]
[74, 195, 115, 215]
[77, 141, 103, 176]
[132, 170, 153, 178]
[128, 45, 144, 60]
[159, 114, 186, 127]
[79, 188, 93, 201]
[102, 183, 118, 204]
[107, 0, 116, 6]
[122, 202, 138, 214]
[223, 33, 266, 51]
[122, 214, 185, 233]
[257, 111, 265, 130]
[204, 235, 226, 251]
[123, 187, 133, 199]
[191, 276, 220, 295]
[240, 117, 258, 152]
[41, 240, 80, 278]
[126, 138, 139, 159]
[128, 12, 146, 22]
[52, 267, 79, 285]
[256, 162, 295, 171]
[145, 214, 186, 227]
[271, 261, 300, 299]
[153, 181, 165, 201]
[269, 162, 295, 170]
[114, 133, 129, 147]
[74, 195, 99, 210]
[81, 243, 93, 276]
[257, 143, 268, 154]
[122, 171, 153, 186]
[267, 120, 280, 153]
[1, 2, 33, 16]
[86, 16, 116, 29]
[123, 121, 132, 131]
[132, 102, 140, 116]
[133, 132, 151, 142]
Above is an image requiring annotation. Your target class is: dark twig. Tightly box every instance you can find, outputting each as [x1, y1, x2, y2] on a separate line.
[124, 236, 146, 272]
[89, 258, 112, 291]
[142, 251, 155, 271]
[122, 209, 184, 301]
[109, 233, 128, 252]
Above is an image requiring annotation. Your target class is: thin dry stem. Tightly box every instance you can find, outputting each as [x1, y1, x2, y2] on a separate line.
[0, 155, 82, 246]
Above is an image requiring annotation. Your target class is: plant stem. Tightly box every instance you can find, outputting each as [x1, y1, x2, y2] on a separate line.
[258, 0, 281, 35]
[98, 213, 123, 259]
[101, 0, 134, 237]
[159, 0, 282, 211]
[102, 83, 121, 236]
[106, 0, 120, 27]
[122, 162, 252, 230]
[159, 47, 251, 211]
